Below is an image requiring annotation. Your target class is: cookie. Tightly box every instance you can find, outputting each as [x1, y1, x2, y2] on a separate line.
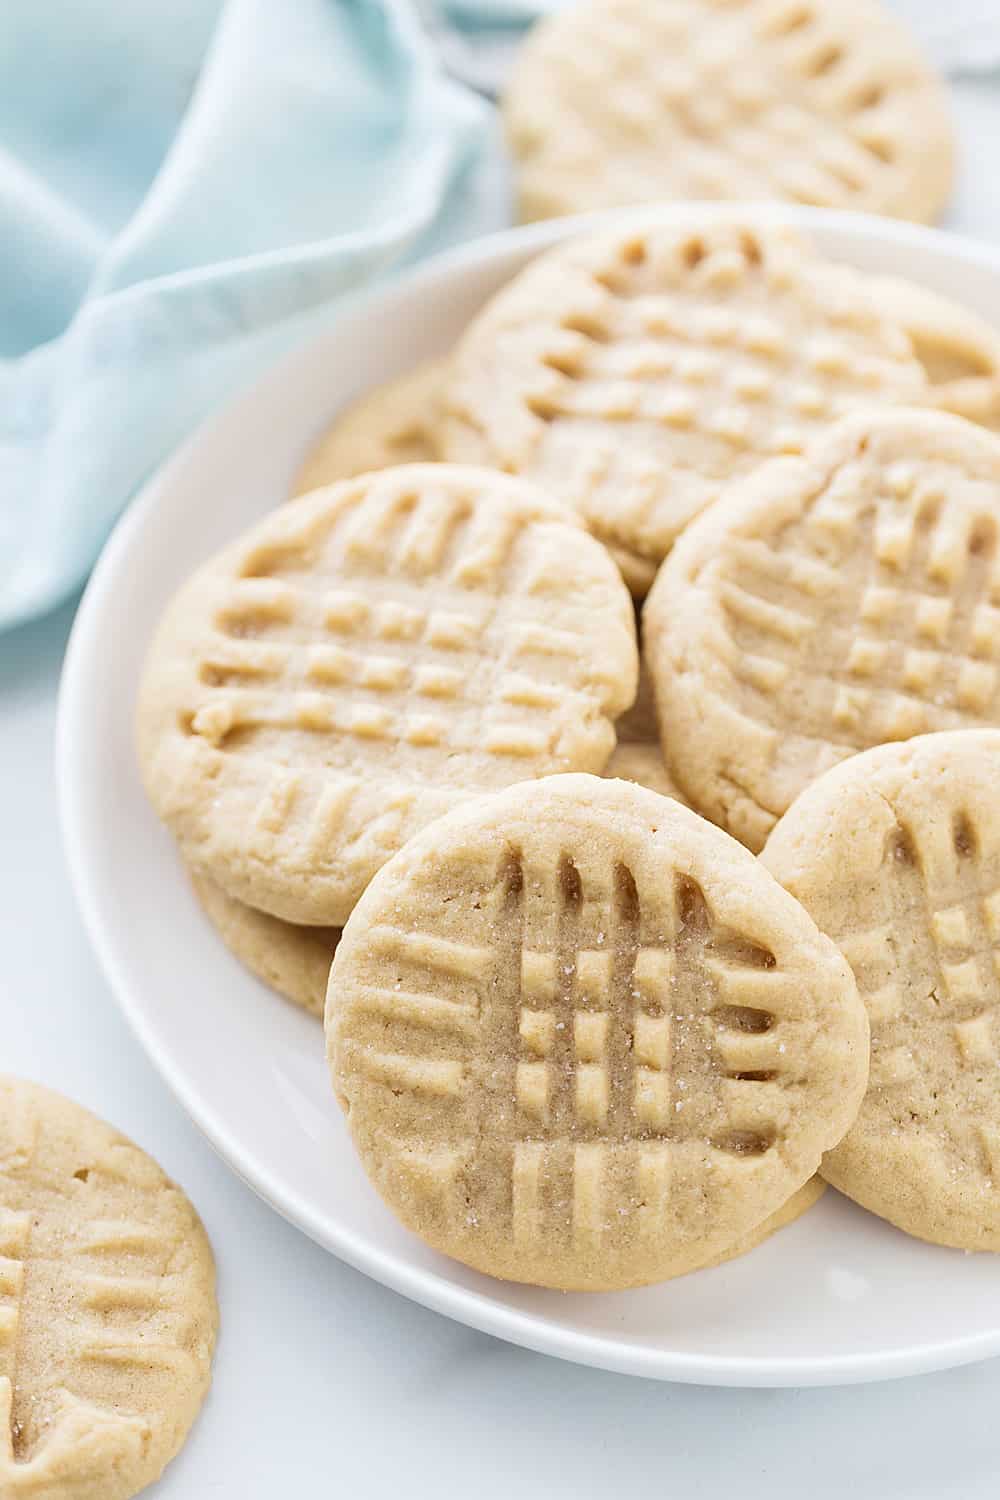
[605, 743, 689, 807]
[706, 1173, 825, 1271]
[0, 1076, 216, 1500]
[137, 465, 638, 925]
[504, 0, 953, 225]
[327, 774, 867, 1290]
[293, 359, 446, 496]
[865, 276, 1000, 432]
[190, 871, 338, 1018]
[646, 409, 1000, 851]
[441, 213, 929, 566]
[762, 731, 1000, 1251]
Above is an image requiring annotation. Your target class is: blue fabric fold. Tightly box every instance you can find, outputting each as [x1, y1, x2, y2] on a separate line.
[0, 0, 490, 630]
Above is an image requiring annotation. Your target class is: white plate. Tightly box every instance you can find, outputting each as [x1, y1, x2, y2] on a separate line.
[58, 207, 1000, 1387]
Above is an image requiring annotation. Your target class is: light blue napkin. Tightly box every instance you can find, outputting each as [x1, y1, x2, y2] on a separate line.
[0, 0, 492, 632]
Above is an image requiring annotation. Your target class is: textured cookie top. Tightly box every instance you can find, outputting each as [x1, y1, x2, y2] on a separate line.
[294, 359, 446, 496]
[646, 410, 1000, 851]
[138, 466, 637, 924]
[441, 215, 928, 563]
[505, 0, 953, 225]
[0, 1077, 216, 1500]
[328, 775, 867, 1290]
[762, 732, 1000, 1250]
[292, 358, 656, 600]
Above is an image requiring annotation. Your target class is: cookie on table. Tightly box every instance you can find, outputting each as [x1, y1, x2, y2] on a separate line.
[190, 871, 338, 1018]
[441, 213, 929, 569]
[293, 359, 447, 496]
[137, 465, 638, 926]
[327, 775, 867, 1290]
[504, 0, 953, 226]
[646, 409, 1000, 851]
[763, 732, 1000, 1251]
[0, 1076, 216, 1500]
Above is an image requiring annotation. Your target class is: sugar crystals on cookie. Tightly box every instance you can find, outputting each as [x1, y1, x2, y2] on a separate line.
[327, 775, 867, 1289]
[137, 464, 638, 925]
[763, 731, 1000, 1250]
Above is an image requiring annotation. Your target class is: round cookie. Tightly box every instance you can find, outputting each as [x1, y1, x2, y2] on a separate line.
[190, 871, 338, 1018]
[441, 213, 929, 566]
[865, 276, 1000, 432]
[327, 775, 867, 1290]
[293, 359, 447, 496]
[504, 0, 953, 226]
[646, 408, 1000, 851]
[137, 465, 638, 925]
[0, 1076, 216, 1500]
[762, 732, 1000, 1251]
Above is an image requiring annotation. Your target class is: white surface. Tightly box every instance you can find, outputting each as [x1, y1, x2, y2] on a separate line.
[57, 204, 1000, 1392]
[1, 80, 999, 1496]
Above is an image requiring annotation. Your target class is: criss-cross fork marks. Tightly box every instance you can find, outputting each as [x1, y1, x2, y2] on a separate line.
[339, 924, 493, 1102]
[497, 854, 796, 1247]
[508, 878, 783, 1144]
[472, 221, 923, 558]
[519, 232, 916, 475]
[0, 1182, 200, 1468]
[186, 479, 617, 776]
[717, 477, 1000, 757]
[344, 851, 805, 1245]
[518, 0, 917, 208]
[837, 806, 1000, 1171]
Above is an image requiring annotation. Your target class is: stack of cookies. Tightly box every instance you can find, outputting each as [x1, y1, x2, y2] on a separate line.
[503, 0, 955, 226]
[136, 207, 1000, 1292]
[7, 6, 991, 1486]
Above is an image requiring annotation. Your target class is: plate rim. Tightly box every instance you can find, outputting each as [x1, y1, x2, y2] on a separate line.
[57, 205, 1000, 1388]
